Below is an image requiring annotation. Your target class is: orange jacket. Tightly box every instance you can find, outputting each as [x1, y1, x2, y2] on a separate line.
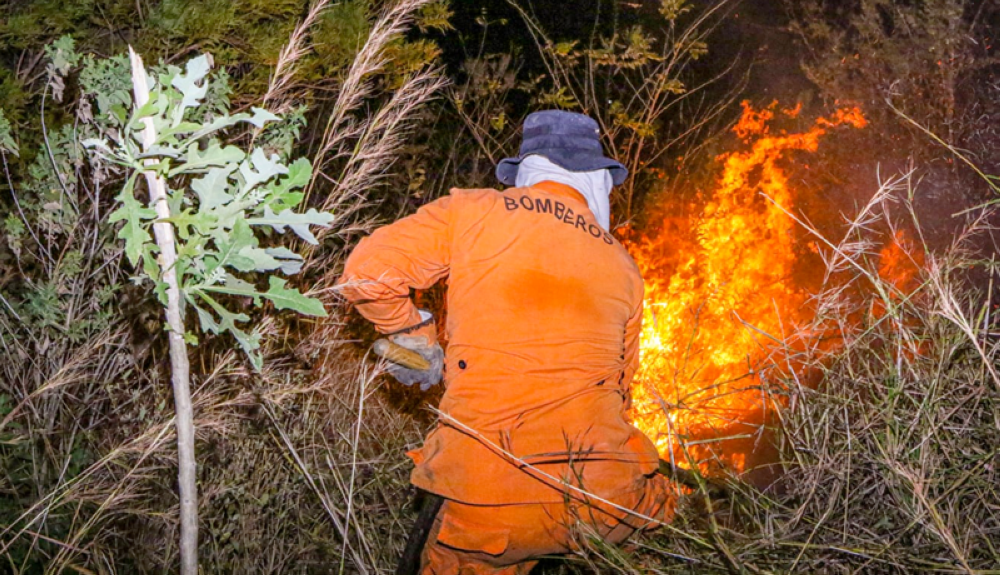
[339, 181, 660, 504]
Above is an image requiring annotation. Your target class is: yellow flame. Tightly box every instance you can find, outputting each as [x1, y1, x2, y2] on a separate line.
[628, 102, 866, 476]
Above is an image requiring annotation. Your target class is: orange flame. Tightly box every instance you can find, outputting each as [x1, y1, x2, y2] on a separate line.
[879, 230, 924, 294]
[628, 101, 866, 480]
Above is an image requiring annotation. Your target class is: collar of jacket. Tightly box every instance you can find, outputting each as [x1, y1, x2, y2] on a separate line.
[529, 180, 588, 206]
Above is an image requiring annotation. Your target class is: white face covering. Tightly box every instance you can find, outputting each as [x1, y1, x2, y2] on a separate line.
[514, 155, 613, 231]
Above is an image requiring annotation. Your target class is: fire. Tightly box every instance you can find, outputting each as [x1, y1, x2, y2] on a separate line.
[879, 230, 924, 294]
[628, 101, 866, 479]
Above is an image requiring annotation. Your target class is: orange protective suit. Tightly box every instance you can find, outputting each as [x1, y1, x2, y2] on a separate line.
[338, 181, 672, 572]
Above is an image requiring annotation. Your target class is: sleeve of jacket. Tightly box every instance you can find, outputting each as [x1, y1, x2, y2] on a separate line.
[337, 194, 454, 334]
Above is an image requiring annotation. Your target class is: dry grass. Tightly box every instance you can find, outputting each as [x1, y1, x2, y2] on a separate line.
[1, 297, 426, 573]
[260, 0, 332, 116]
[304, 0, 447, 250]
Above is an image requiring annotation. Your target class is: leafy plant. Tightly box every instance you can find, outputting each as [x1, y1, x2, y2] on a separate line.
[0, 39, 127, 573]
[0, 0, 448, 562]
[88, 52, 331, 369]
[85, 48, 331, 573]
[0, 109, 17, 156]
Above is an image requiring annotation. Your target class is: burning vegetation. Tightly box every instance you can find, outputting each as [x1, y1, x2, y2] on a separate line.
[628, 102, 866, 481]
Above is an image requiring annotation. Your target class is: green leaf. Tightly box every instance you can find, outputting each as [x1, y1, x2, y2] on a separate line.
[141, 243, 161, 283]
[45, 36, 81, 101]
[264, 247, 304, 274]
[219, 272, 257, 295]
[199, 281, 259, 302]
[45, 36, 80, 76]
[185, 113, 252, 141]
[248, 351, 263, 371]
[553, 41, 578, 56]
[279, 157, 312, 190]
[109, 176, 156, 266]
[137, 144, 183, 160]
[417, 1, 454, 33]
[264, 157, 311, 209]
[159, 121, 204, 139]
[247, 107, 280, 128]
[660, 0, 693, 21]
[239, 148, 287, 194]
[154, 278, 169, 307]
[171, 54, 211, 122]
[248, 206, 334, 245]
[0, 110, 19, 157]
[537, 87, 578, 110]
[172, 140, 245, 177]
[237, 246, 282, 272]
[194, 291, 254, 333]
[167, 187, 184, 219]
[205, 218, 257, 277]
[262, 277, 327, 316]
[130, 97, 160, 126]
[178, 108, 275, 142]
[192, 290, 262, 369]
[191, 296, 220, 332]
[200, 276, 325, 317]
[191, 165, 236, 210]
[111, 103, 128, 124]
[204, 199, 247, 232]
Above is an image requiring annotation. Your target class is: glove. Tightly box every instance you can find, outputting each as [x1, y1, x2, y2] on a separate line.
[384, 310, 444, 391]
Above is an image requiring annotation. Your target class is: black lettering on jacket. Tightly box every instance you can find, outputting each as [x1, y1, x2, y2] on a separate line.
[563, 207, 575, 225]
[504, 193, 618, 245]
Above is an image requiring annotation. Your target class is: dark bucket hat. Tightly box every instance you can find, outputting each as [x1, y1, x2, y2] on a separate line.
[495, 110, 628, 186]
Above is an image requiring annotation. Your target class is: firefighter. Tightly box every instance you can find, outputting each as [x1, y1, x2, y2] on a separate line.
[338, 110, 673, 574]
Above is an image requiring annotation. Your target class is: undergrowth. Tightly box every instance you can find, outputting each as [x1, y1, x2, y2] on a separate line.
[0, 0, 443, 571]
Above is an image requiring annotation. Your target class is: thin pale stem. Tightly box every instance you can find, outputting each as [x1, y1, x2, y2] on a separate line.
[128, 46, 198, 575]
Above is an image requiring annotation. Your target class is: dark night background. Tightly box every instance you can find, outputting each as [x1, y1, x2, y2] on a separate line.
[437, 1, 810, 104]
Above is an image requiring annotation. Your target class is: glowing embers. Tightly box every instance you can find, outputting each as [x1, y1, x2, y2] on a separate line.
[628, 102, 866, 482]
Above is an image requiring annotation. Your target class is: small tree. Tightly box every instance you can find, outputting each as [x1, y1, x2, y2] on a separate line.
[86, 48, 331, 574]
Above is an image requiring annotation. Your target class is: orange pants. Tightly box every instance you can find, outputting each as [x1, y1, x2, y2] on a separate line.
[419, 474, 673, 574]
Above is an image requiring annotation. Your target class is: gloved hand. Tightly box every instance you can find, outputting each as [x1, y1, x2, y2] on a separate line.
[383, 310, 444, 391]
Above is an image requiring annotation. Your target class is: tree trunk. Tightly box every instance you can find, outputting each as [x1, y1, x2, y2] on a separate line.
[129, 47, 199, 575]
